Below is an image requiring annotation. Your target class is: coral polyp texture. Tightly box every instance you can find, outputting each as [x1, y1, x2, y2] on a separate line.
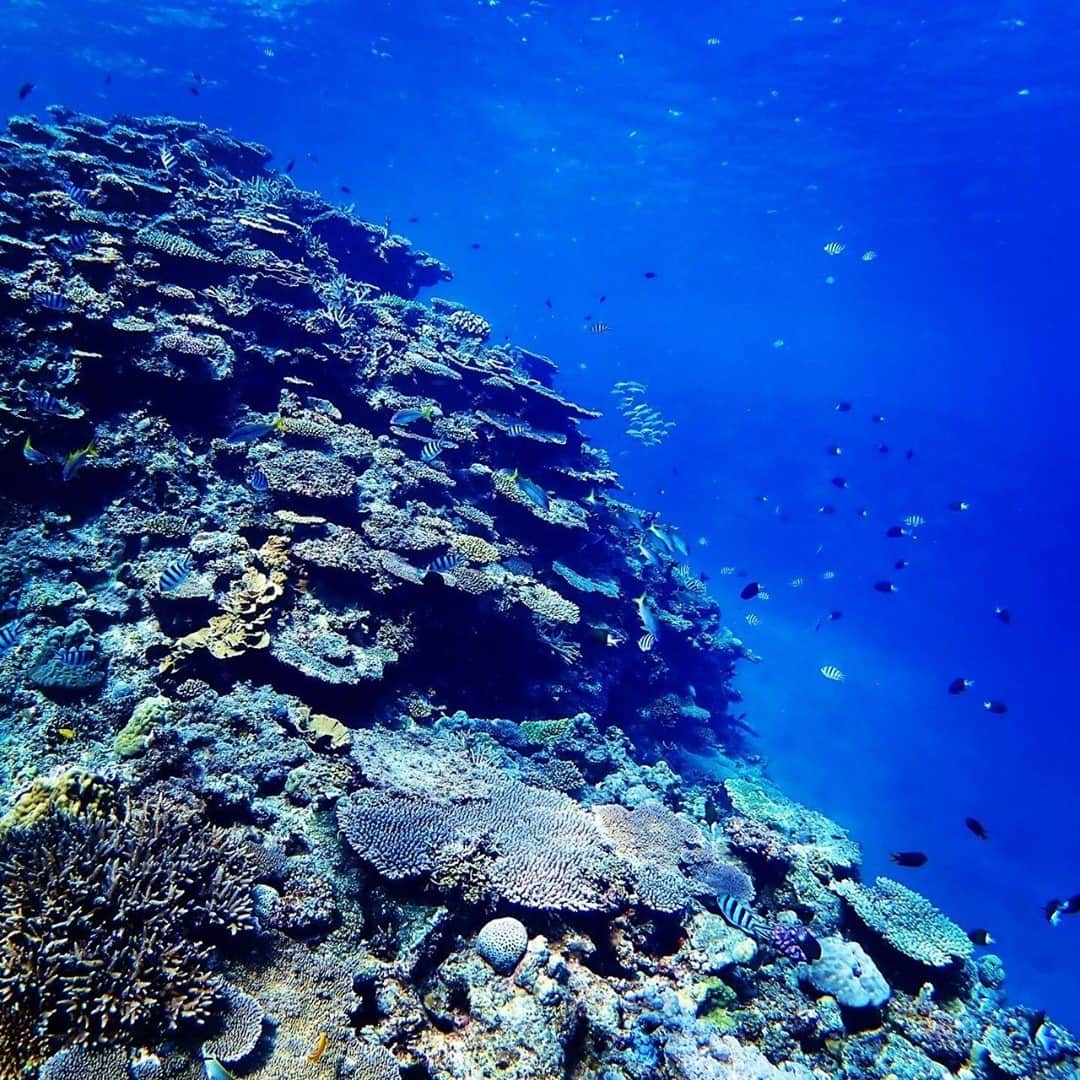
[0, 108, 1075, 1079]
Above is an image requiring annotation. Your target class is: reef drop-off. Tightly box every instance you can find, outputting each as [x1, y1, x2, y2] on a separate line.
[0, 108, 1075, 1079]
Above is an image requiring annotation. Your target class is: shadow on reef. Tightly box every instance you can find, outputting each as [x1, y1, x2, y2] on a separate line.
[0, 107, 1075, 1079]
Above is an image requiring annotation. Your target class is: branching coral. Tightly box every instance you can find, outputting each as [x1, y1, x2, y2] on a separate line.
[0, 798, 256, 1066]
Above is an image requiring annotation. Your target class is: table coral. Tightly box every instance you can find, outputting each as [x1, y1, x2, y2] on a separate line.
[831, 876, 973, 968]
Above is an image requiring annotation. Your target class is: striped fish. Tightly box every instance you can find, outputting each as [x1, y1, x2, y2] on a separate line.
[790, 577, 805, 588]
[588, 322, 613, 334]
[63, 230, 90, 252]
[861, 250, 878, 262]
[160, 146, 176, 172]
[819, 664, 846, 682]
[159, 554, 193, 593]
[58, 646, 95, 668]
[37, 291, 69, 312]
[249, 466, 269, 492]
[821, 570, 836, 580]
[637, 632, 656, 653]
[717, 894, 764, 939]
[757, 590, 771, 601]
[0, 619, 26, 656]
[425, 554, 464, 576]
[903, 514, 926, 528]
[420, 439, 451, 462]
[823, 241, 845, 255]
[506, 424, 530, 437]
[719, 566, 736, 575]
[26, 388, 63, 414]
[64, 181, 87, 205]
[744, 613, 760, 627]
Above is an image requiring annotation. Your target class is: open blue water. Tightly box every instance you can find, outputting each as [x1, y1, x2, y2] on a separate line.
[5, 0, 1078, 1031]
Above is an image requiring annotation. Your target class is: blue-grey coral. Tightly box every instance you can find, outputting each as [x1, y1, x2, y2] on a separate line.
[475, 916, 529, 974]
[805, 935, 891, 1008]
[831, 875, 973, 967]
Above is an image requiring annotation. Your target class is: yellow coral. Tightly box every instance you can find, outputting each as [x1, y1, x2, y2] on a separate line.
[516, 582, 580, 624]
[449, 533, 501, 564]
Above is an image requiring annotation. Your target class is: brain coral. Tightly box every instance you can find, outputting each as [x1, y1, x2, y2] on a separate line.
[0, 799, 256, 1064]
[201, 984, 265, 1064]
[805, 936, 890, 1008]
[475, 916, 529, 974]
[831, 876, 973, 967]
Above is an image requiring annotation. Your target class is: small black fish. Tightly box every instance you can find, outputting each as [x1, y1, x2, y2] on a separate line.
[831, 476, 848, 489]
[857, 507, 870, 518]
[285, 159, 296, 173]
[408, 215, 420, 223]
[1045, 895, 1080, 925]
[189, 85, 200, 95]
[949, 500, 971, 511]
[874, 581, 898, 593]
[894, 558, 909, 569]
[818, 504, 835, 515]
[814, 610, 843, 631]
[835, 401, 853, 412]
[877, 443, 889, 454]
[967, 928, 993, 946]
[885, 525, 908, 538]
[17, 82, 34, 100]
[104, 73, 112, 85]
[890, 850, 927, 868]
[905, 448, 914, 460]
[948, 677, 973, 695]
[983, 700, 1008, 715]
[340, 184, 352, 194]
[965, 817, 989, 840]
[643, 271, 657, 279]
[826, 445, 842, 456]
[470, 242, 481, 250]
[599, 294, 606, 303]
[545, 299, 552, 308]
[994, 606, 1011, 624]
[740, 582, 760, 600]
[871, 414, 886, 423]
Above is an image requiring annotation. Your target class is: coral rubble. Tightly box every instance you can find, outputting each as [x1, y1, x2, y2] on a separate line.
[0, 107, 1075, 1079]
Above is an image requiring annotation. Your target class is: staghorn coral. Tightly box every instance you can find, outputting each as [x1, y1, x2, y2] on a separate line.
[0, 798, 256, 1066]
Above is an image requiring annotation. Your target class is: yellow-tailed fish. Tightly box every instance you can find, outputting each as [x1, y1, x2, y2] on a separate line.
[61, 440, 97, 481]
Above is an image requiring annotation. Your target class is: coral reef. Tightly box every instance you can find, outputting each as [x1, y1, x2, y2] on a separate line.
[0, 106, 1074, 1080]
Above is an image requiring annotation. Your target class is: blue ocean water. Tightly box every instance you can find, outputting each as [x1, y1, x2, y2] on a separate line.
[4, 0, 1078, 1032]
